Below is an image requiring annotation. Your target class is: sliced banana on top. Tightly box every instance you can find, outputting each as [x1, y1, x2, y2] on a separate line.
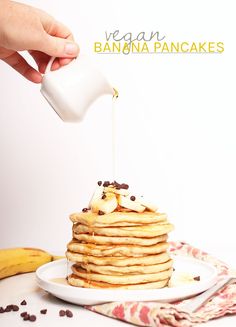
[91, 192, 118, 214]
[88, 181, 158, 215]
[89, 185, 104, 208]
[104, 186, 130, 196]
[138, 197, 158, 212]
[118, 195, 145, 213]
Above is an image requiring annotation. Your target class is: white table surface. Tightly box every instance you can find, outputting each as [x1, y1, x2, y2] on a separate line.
[0, 272, 235, 327]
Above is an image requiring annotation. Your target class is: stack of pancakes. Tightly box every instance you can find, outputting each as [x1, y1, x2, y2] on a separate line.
[66, 181, 174, 289]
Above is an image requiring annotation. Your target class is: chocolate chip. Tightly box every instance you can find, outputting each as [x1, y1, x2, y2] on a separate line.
[173, 267, 175, 271]
[82, 208, 88, 212]
[130, 196, 136, 201]
[98, 210, 105, 215]
[103, 181, 110, 187]
[66, 309, 73, 318]
[113, 181, 121, 189]
[101, 194, 106, 199]
[120, 183, 129, 190]
[59, 310, 66, 316]
[29, 315, 36, 322]
[12, 305, 19, 311]
[20, 300, 27, 305]
[194, 276, 201, 281]
[23, 314, 30, 321]
[21, 311, 28, 317]
[5, 305, 12, 312]
[40, 309, 47, 314]
[0, 307, 4, 313]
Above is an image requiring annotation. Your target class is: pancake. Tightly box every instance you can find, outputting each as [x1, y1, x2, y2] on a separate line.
[66, 250, 170, 266]
[73, 222, 174, 238]
[80, 259, 173, 275]
[68, 274, 169, 289]
[70, 211, 167, 227]
[67, 241, 169, 257]
[73, 233, 168, 246]
[71, 265, 172, 284]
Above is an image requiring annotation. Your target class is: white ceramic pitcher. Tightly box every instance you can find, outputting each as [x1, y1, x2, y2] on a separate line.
[40, 56, 115, 122]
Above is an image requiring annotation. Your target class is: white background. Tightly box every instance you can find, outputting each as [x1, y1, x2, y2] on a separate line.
[0, 0, 235, 264]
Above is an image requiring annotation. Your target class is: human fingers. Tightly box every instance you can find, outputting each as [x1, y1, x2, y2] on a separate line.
[34, 16, 79, 58]
[28, 50, 50, 74]
[2, 51, 42, 83]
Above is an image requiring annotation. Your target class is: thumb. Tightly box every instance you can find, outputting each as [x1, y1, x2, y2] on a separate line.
[39, 34, 79, 58]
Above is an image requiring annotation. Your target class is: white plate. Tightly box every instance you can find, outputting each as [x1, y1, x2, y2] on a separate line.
[36, 255, 218, 305]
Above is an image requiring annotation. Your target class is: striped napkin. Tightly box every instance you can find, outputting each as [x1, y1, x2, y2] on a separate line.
[87, 241, 236, 326]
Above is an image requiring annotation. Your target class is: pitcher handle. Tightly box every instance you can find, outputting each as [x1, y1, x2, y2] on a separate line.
[45, 57, 56, 74]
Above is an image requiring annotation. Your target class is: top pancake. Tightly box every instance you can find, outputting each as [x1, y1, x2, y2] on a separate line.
[70, 211, 167, 227]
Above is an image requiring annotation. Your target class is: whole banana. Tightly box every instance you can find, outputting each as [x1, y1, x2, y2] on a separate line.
[0, 247, 63, 279]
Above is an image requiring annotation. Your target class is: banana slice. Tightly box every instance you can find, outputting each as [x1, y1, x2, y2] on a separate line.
[104, 186, 129, 196]
[118, 195, 145, 213]
[89, 185, 104, 208]
[168, 272, 196, 287]
[91, 192, 118, 214]
[138, 197, 158, 212]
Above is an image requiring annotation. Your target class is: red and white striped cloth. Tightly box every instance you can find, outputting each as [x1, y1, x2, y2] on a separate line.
[87, 241, 236, 326]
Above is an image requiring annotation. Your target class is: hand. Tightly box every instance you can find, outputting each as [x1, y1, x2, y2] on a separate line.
[0, 0, 79, 83]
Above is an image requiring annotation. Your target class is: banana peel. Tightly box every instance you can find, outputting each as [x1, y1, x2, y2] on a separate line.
[0, 247, 65, 279]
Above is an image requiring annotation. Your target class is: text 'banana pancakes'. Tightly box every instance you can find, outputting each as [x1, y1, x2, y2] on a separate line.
[66, 181, 174, 289]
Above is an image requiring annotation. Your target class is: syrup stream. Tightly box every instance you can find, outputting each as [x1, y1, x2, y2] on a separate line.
[112, 88, 119, 181]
